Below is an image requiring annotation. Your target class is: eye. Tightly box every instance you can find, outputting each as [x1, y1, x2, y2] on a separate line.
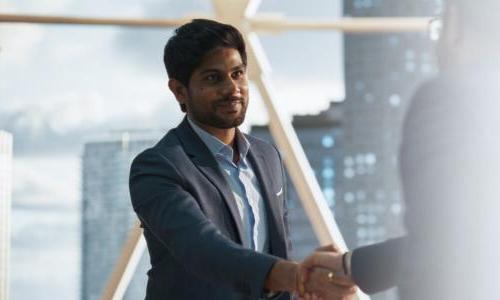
[232, 70, 245, 79]
[205, 74, 220, 82]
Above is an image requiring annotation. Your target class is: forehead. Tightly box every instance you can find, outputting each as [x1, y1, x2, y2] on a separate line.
[195, 47, 244, 72]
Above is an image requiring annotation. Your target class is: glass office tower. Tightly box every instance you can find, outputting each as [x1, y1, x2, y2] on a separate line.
[81, 134, 155, 300]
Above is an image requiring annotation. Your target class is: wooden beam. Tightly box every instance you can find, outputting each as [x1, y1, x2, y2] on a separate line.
[0, 13, 190, 28]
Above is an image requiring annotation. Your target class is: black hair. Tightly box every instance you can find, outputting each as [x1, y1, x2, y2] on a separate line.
[163, 19, 247, 88]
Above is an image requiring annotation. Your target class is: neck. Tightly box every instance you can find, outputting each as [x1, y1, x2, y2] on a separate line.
[191, 118, 236, 145]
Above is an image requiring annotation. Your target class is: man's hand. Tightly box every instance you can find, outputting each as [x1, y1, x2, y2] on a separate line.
[264, 260, 300, 294]
[263, 243, 357, 299]
[302, 267, 356, 300]
[300, 244, 347, 277]
[298, 244, 357, 300]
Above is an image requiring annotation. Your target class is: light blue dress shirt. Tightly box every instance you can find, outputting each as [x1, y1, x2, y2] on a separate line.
[188, 118, 269, 252]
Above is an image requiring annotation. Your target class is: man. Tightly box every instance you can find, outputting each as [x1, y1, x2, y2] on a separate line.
[301, 0, 500, 299]
[129, 19, 356, 300]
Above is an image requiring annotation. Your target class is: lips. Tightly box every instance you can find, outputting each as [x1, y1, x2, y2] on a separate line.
[217, 100, 242, 110]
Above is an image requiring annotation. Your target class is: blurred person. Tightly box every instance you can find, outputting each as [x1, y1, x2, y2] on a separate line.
[301, 0, 500, 299]
[129, 19, 356, 300]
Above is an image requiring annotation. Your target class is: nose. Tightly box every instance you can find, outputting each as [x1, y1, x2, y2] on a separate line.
[223, 77, 241, 96]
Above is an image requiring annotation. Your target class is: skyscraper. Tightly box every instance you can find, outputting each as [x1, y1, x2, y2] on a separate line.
[341, 0, 440, 248]
[0, 131, 13, 300]
[251, 102, 345, 260]
[81, 133, 156, 300]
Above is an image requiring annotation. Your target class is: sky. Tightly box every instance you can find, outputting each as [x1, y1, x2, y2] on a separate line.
[1, 0, 344, 299]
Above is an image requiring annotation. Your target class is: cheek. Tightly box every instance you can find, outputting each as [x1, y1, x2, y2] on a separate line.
[189, 87, 220, 107]
[240, 83, 249, 97]
[191, 87, 211, 99]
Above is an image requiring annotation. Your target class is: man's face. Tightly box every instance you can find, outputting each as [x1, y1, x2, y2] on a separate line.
[185, 47, 249, 129]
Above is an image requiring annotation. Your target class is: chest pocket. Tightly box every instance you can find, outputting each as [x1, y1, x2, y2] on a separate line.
[189, 179, 240, 242]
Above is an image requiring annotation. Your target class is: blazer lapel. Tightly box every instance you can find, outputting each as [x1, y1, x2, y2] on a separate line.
[247, 148, 286, 257]
[174, 118, 246, 246]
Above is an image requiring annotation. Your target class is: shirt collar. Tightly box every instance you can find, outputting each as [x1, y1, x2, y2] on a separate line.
[187, 117, 250, 162]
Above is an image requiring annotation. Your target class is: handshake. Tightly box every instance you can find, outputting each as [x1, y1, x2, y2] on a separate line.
[267, 244, 357, 300]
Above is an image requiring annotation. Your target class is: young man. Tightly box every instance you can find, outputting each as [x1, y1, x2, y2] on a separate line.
[129, 19, 356, 300]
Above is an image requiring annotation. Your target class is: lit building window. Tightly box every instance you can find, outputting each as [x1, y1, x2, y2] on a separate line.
[357, 214, 367, 224]
[344, 192, 355, 204]
[391, 203, 402, 215]
[323, 187, 336, 207]
[357, 227, 367, 239]
[321, 135, 335, 148]
[365, 153, 377, 165]
[389, 94, 401, 107]
[421, 63, 433, 74]
[344, 168, 355, 179]
[322, 167, 335, 179]
[344, 156, 354, 166]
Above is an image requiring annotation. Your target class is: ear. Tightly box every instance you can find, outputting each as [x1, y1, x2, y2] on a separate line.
[168, 79, 188, 105]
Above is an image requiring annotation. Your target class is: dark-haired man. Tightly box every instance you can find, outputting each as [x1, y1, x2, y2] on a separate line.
[129, 19, 356, 300]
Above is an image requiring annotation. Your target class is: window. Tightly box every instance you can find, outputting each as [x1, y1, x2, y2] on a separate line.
[321, 135, 335, 148]
[389, 94, 401, 107]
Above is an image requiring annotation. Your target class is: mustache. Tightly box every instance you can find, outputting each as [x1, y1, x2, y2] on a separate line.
[214, 96, 245, 106]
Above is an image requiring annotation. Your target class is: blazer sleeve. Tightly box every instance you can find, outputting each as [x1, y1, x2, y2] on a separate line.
[351, 237, 406, 294]
[129, 148, 279, 299]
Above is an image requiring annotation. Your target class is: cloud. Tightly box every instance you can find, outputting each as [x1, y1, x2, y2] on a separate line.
[0, 94, 182, 155]
[12, 155, 80, 208]
[2, 0, 72, 14]
[0, 24, 44, 66]
[11, 207, 79, 300]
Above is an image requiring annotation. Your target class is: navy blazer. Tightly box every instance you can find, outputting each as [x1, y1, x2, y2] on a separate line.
[129, 117, 291, 300]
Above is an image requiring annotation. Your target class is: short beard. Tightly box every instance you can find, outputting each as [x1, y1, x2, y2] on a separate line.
[187, 96, 247, 129]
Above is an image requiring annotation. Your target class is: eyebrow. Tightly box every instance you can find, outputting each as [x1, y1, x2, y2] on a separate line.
[199, 64, 246, 75]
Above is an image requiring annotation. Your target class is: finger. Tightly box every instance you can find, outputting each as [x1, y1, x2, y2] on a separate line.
[298, 264, 311, 288]
[314, 267, 355, 287]
[341, 294, 358, 300]
[323, 284, 357, 298]
[327, 275, 355, 287]
[301, 252, 343, 272]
